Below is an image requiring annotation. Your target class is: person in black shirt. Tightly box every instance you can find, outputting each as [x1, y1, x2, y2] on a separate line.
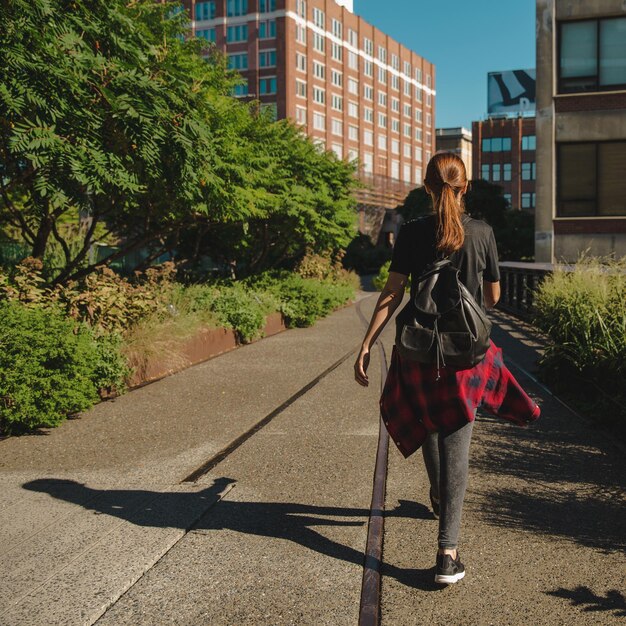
[354, 152, 502, 584]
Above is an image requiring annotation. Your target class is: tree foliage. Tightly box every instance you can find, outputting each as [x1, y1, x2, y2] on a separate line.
[0, 0, 357, 283]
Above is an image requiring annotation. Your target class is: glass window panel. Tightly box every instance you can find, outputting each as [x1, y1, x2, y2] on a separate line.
[503, 163, 512, 181]
[481, 164, 490, 181]
[598, 142, 626, 215]
[491, 137, 502, 152]
[600, 18, 626, 86]
[558, 143, 597, 216]
[561, 21, 597, 78]
[492, 164, 501, 182]
[502, 137, 512, 151]
[482, 138, 491, 152]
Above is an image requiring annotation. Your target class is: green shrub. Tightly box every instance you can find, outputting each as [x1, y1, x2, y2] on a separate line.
[0, 302, 100, 434]
[373, 260, 391, 291]
[534, 256, 626, 432]
[91, 333, 131, 397]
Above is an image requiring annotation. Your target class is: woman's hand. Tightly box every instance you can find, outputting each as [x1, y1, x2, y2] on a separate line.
[354, 348, 371, 387]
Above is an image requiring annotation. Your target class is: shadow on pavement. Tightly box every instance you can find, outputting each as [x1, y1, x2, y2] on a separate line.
[22, 477, 440, 591]
[547, 586, 626, 618]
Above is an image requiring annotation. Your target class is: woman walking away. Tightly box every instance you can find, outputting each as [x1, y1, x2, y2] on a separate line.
[354, 152, 540, 585]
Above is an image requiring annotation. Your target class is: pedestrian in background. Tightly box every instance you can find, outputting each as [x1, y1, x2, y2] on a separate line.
[355, 152, 539, 584]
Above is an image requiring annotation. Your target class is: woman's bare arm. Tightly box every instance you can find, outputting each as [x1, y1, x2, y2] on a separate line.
[484, 280, 501, 309]
[354, 271, 408, 386]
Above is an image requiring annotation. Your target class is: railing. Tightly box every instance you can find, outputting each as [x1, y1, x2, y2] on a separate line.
[497, 262, 555, 319]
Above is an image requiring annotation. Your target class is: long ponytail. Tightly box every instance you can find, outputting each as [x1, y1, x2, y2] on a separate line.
[424, 153, 468, 255]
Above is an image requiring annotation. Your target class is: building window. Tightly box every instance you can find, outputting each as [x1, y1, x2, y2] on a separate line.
[503, 193, 512, 206]
[349, 101, 359, 118]
[363, 106, 373, 122]
[331, 94, 343, 111]
[331, 70, 342, 87]
[364, 85, 373, 100]
[364, 130, 373, 146]
[313, 112, 325, 131]
[332, 42, 342, 61]
[196, 28, 216, 42]
[378, 66, 387, 84]
[228, 53, 248, 70]
[195, 1, 216, 20]
[332, 143, 343, 159]
[416, 87, 423, 102]
[492, 163, 501, 182]
[364, 38, 373, 56]
[364, 60, 373, 77]
[404, 144, 411, 158]
[378, 135, 387, 151]
[227, 0, 248, 17]
[415, 128, 422, 142]
[522, 161, 536, 180]
[348, 78, 359, 95]
[521, 192, 536, 209]
[415, 109, 422, 123]
[378, 112, 387, 128]
[403, 163, 411, 183]
[295, 24, 306, 44]
[348, 28, 357, 47]
[426, 93, 431, 107]
[313, 61, 325, 80]
[391, 139, 400, 155]
[559, 17, 626, 93]
[391, 98, 400, 113]
[313, 86, 325, 104]
[558, 142, 626, 216]
[378, 46, 387, 63]
[378, 91, 387, 107]
[348, 51, 358, 70]
[481, 164, 490, 181]
[258, 49, 276, 68]
[415, 166, 423, 183]
[404, 123, 411, 138]
[391, 54, 399, 70]
[391, 119, 400, 133]
[331, 118, 343, 136]
[226, 24, 248, 42]
[404, 61, 411, 76]
[259, 0, 276, 11]
[391, 159, 400, 180]
[482, 137, 512, 152]
[296, 79, 307, 98]
[332, 18, 342, 38]
[403, 103, 411, 118]
[522, 135, 536, 151]
[426, 74, 432, 88]
[415, 146, 422, 161]
[363, 152, 374, 174]
[391, 75, 399, 91]
[415, 68, 422, 82]
[348, 148, 358, 162]
[313, 7, 325, 29]
[232, 81, 248, 97]
[349, 125, 359, 141]
[296, 106, 307, 125]
[426, 113, 432, 127]
[296, 52, 306, 72]
[259, 76, 277, 95]
[259, 20, 276, 39]
[425, 132, 431, 145]
[313, 33, 325, 53]
[296, 0, 306, 18]
[503, 163, 512, 181]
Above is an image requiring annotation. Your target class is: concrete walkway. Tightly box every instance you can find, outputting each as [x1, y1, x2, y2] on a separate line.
[1, 294, 624, 625]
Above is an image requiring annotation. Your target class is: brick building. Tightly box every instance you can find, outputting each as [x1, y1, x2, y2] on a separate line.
[172, 0, 436, 242]
[535, 0, 626, 262]
[472, 116, 536, 211]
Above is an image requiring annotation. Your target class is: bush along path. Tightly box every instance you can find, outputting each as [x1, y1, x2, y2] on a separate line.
[0, 257, 359, 436]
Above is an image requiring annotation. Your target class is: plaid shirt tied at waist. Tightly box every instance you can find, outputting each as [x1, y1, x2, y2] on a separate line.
[380, 340, 540, 458]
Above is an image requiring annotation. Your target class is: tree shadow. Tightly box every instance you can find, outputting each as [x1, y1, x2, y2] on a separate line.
[547, 586, 626, 618]
[23, 478, 439, 591]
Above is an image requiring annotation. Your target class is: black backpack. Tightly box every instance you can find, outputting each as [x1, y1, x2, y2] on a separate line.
[395, 257, 492, 377]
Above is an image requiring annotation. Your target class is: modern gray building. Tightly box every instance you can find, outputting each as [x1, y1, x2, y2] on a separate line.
[535, 0, 626, 262]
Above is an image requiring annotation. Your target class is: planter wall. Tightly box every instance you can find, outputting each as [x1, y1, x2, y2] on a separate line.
[126, 312, 287, 389]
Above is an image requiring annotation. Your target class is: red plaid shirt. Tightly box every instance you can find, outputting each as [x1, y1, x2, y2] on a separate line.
[380, 340, 540, 458]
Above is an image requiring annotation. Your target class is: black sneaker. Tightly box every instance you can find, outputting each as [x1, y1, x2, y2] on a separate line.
[435, 552, 466, 584]
[429, 488, 440, 519]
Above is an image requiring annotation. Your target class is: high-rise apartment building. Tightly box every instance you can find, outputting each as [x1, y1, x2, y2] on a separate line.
[472, 117, 536, 211]
[535, 0, 626, 262]
[172, 0, 436, 240]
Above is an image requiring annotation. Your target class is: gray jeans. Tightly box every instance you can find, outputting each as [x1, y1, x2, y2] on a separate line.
[421, 417, 474, 549]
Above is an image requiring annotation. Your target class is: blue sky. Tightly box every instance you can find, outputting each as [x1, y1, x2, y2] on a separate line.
[355, 0, 536, 129]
